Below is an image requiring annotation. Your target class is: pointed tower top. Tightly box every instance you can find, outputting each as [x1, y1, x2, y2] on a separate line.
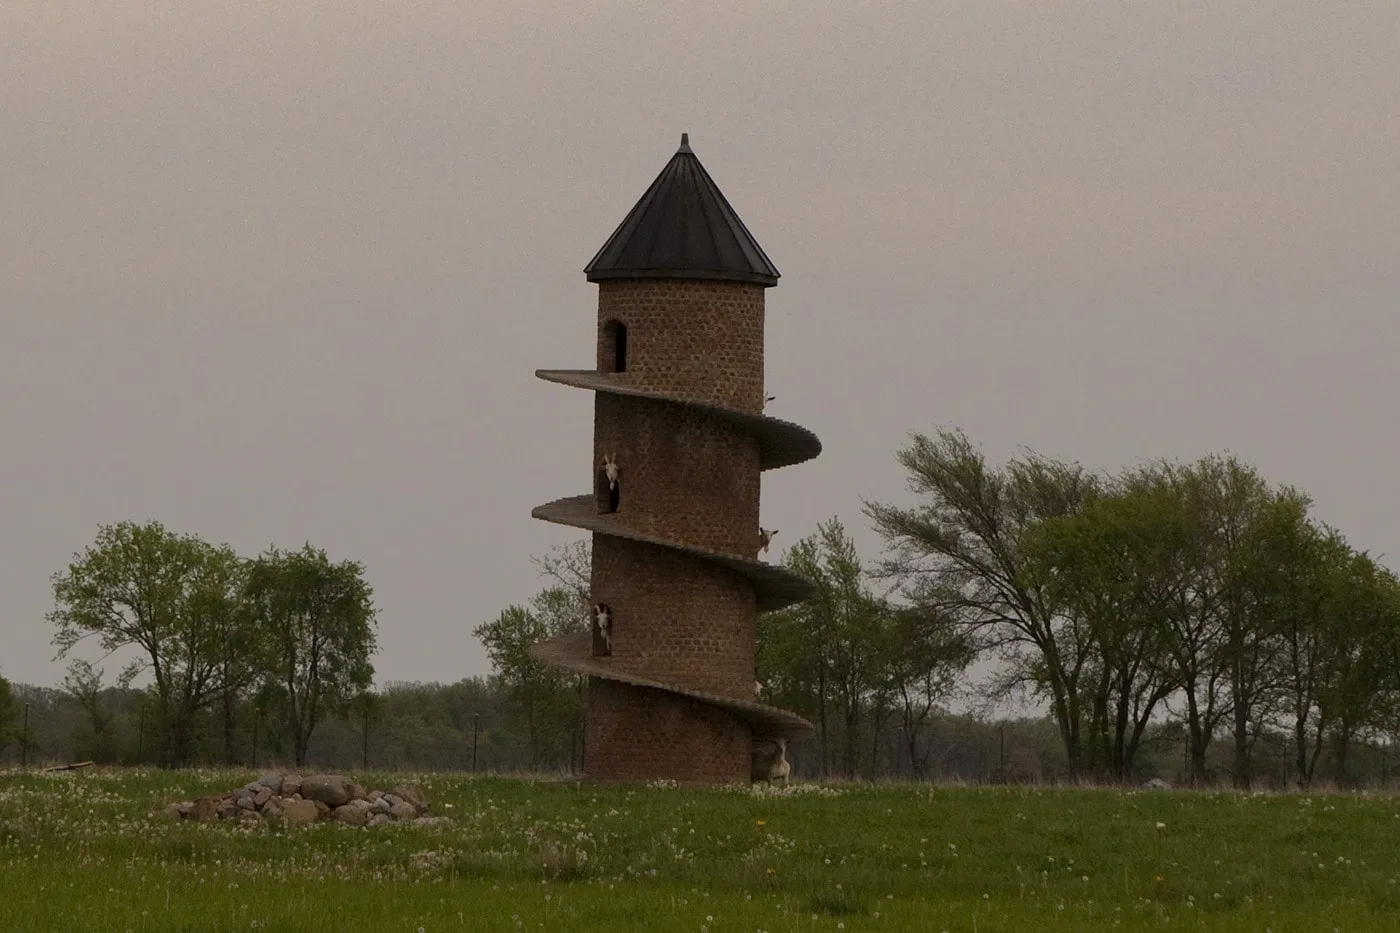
[584, 135, 780, 287]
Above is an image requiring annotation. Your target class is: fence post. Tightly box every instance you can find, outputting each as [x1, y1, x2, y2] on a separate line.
[21, 703, 30, 769]
[471, 713, 480, 773]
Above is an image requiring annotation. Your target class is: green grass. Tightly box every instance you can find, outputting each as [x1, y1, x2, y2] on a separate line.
[3, 768, 1400, 931]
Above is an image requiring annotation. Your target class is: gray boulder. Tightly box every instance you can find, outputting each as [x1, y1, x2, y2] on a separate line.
[390, 783, 429, 814]
[261, 798, 284, 824]
[190, 797, 220, 821]
[332, 799, 374, 827]
[281, 799, 320, 826]
[301, 774, 354, 807]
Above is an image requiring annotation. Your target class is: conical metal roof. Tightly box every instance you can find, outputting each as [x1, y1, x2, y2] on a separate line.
[584, 134, 780, 287]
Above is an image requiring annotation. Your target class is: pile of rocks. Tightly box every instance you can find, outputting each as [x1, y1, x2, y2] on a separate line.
[162, 773, 450, 828]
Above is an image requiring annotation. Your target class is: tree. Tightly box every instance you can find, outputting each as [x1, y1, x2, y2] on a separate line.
[47, 521, 247, 767]
[1021, 475, 1184, 781]
[243, 544, 379, 768]
[1312, 551, 1400, 784]
[757, 519, 969, 779]
[879, 606, 975, 778]
[759, 521, 859, 777]
[61, 660, 130, 763]
[785, 520, 892, 778]
[0, 672, 14, 754]
[1269, 520, 1344, 788]
[864, 428, 1101, 777]
[473, 585, 586, 770]
[344, 689, 382, 769]
[1187, 456, 1291, 790]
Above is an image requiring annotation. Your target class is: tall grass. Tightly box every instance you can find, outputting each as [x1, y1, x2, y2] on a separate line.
[2, 767, 1399, 931]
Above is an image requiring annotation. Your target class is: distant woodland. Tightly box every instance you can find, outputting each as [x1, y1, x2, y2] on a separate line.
[4, 428, 1399, 790]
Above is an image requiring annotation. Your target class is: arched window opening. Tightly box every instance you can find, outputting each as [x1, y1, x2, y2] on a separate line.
[592, 602, 614, 657]
[601, 320, 628, 373]
[596, 468, 620, 514]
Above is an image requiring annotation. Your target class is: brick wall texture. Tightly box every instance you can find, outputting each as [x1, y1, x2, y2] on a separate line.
[591, 534, 758, 698]
[581, 275, 772, 785]
[585, 676, 753, 785]
[592, 392, 761, 558]
[595, 279, 767, 412]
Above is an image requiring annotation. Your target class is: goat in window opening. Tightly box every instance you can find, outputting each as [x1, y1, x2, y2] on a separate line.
[753, 680, 765, 700]
[602, 453, 620, 490]
[593, 602, 613, 656]
[758, 527, 778, 555]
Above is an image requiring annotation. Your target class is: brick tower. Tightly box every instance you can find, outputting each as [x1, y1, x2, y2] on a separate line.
[529, 134, 821, 785]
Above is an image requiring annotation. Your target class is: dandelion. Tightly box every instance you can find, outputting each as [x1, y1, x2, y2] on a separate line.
[1155, 822, 1166, 830]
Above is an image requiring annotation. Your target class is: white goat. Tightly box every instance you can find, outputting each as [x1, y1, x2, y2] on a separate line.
[602, 453, 620, 490]
[593, 602, 613, 654]
[758, 528, 778, 554]
[767, 738, 791, 785]
[753, 680, 765, 700]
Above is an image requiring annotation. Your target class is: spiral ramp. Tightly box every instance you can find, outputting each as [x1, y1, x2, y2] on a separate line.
[526, 369, 821, 741]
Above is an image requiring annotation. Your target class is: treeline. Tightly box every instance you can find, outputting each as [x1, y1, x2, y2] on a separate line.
[0, 521, 376, 768]
[4, 429, 1398, 791]
[472, 429, 1400, 790]
[0, 666, 1069, 779]
[8, 664, 1400, 789]
[866, 430, 1400, 789]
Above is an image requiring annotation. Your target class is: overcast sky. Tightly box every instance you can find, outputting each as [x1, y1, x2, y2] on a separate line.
[3, 0, 1397, 691]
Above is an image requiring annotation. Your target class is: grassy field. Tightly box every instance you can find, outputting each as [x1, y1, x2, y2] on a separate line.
[2, 769, 1399, 932]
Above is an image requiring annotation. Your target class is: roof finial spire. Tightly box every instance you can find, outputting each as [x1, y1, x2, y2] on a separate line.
[678, 132, 691, 153]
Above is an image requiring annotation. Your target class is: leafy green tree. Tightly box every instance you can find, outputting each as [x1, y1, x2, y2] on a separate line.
[47, 521, 246, 766]
[864, 428, 1101, 777]
[242, 544, 379, 768]
[344, 689, 382, 768]
[879, 606, 975, 778]
[1312, 550, 1400, 784]
[1269, 520, 1346, 787]
[1022, 474, 1183, 781]
[759, 518, 968, 779]
[473, 580, 586, 771]
[60, 659, 132, 763]
[775, 520, 890, 778]
[0, 672, 14, 754]
[1121, 461, 1232, 786]
[1187, 456, 1294, 790]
